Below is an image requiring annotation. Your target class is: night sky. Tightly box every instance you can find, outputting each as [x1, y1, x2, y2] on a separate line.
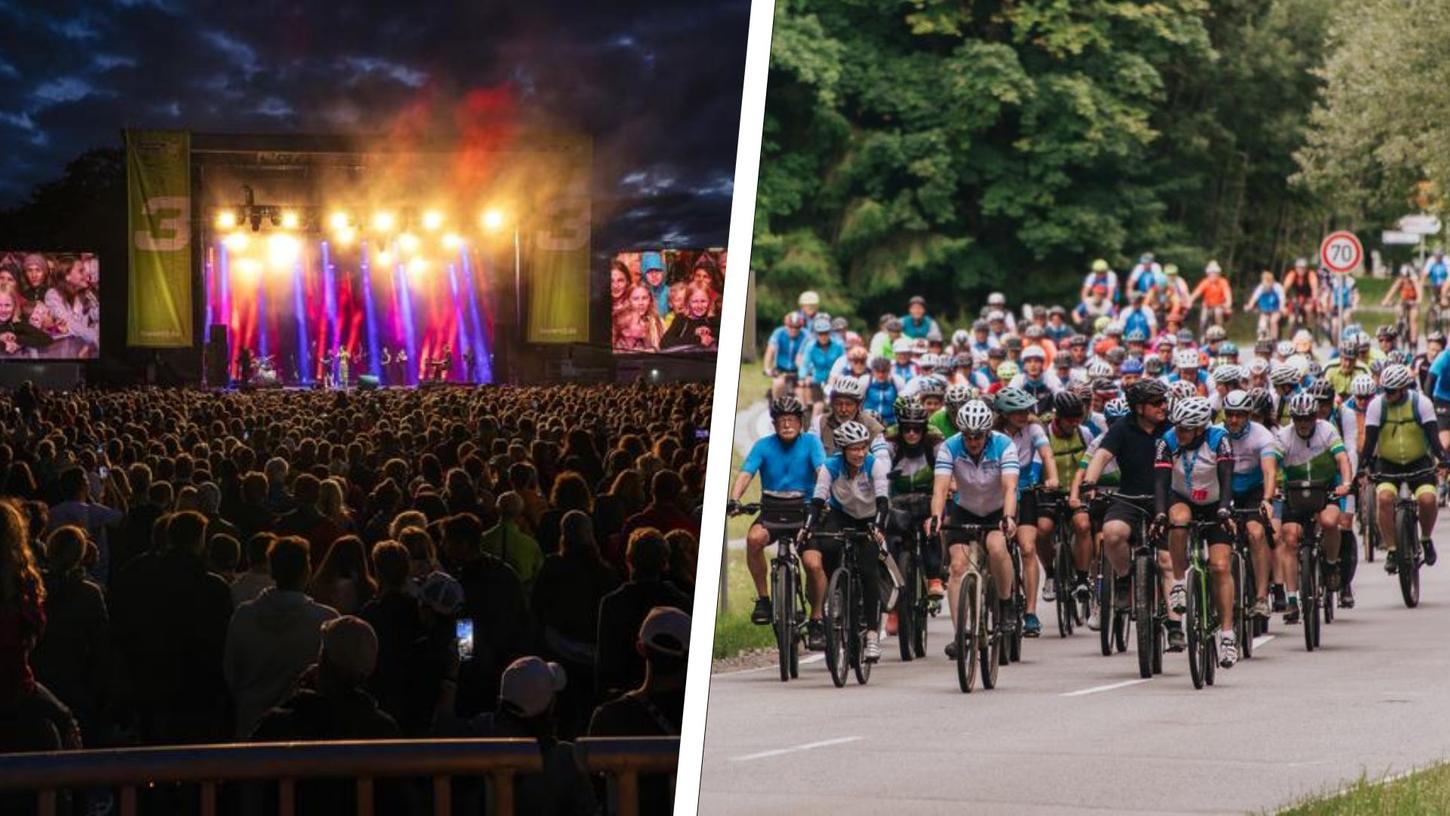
[0, 0, 749, 248]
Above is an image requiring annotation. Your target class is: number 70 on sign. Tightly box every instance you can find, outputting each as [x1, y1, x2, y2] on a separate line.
[1319, 231, 1362, 274]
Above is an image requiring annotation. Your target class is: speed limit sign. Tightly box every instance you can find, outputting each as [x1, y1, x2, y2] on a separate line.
[1319, 231, 1363, 273]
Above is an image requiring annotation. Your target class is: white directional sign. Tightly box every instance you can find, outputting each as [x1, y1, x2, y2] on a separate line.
[1383, 230, 1422, 245]
[1398, 215, 1443, 235]
[1320, 230, 1363, 273]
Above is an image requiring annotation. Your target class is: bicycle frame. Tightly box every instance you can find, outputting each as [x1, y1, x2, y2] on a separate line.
[811, 527, 881, 687]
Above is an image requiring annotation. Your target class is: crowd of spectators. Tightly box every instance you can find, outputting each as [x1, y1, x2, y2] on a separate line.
[0, 380, 707, 814]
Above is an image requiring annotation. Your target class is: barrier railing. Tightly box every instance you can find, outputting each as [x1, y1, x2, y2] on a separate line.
[0, 736, 680, 816]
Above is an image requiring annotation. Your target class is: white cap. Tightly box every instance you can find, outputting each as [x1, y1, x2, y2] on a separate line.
[639, 606, 691, 657]
[499, 656, 567, 718]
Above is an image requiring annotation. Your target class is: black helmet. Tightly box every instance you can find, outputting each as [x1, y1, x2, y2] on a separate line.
[1247, 387, 1274, 418]
[896, 397, 930, 426]
[769, 395, 806, 419]
[1126, 378, 1169, 407]
[1308, 379, 1335, 402]
[1052, 391, 1085, 419]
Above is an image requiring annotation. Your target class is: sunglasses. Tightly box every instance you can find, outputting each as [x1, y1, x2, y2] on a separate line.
[1146, 398, 1168, 407]
[963, 431, 987, 440]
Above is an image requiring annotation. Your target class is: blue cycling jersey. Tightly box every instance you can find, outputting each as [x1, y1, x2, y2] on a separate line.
[801, 339, 845, 385]
[1428, 347, 1450, 403]
[740, 433, 828, 497]
[767, 326, 808, 373]
[1428, 259, 1448, 287]
[863, 378, 900, 426]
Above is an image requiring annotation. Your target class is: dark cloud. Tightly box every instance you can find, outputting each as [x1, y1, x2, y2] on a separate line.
[0, 0, 748, 247]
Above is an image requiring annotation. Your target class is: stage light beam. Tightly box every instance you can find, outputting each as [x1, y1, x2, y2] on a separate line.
[372, 212, 396, 233]
[223, 232, 249, 251]
[267, 233, 300, 268]
[422, 210, 444, 231]
[280, 210, 300, 230]
[398, 233, 420, 254]
[329, 211, 350, 231]
[216, 210, 237, 230]
[334, 227, 356, 247]
[481, 208, 506, 231]
[442, 232, 463, 250]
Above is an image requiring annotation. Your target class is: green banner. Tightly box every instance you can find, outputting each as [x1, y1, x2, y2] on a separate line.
[527, 137, 592, 343]
[126, 129, 192, 347]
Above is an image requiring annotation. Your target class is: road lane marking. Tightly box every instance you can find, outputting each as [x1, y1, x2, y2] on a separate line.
[1060, 679, 1149, 697]
[730, 736, 862, 762]
[1253, 634, 1275, 649]
[716, 653, 825, 676]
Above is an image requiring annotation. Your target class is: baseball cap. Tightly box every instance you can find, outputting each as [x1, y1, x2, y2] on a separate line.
[499, 656, 567, 718]
[640, 606, 691, 657]
[419, 571, 465, 616]
[641, 252, 665, 274]
[320, 616, 379, 684]
[1021, 346, 1046, 361]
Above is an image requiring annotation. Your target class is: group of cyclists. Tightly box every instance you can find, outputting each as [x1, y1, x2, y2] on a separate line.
[731, 257, 1450, 686]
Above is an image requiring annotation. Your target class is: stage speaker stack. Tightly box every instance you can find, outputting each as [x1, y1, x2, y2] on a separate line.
[206, 324, 229, 386]
[357, 374, 380, 391]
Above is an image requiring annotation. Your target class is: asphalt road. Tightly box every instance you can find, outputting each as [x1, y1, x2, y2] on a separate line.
[696, 514, 1450, 815]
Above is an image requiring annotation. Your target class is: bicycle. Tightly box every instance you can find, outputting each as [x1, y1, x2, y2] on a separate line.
[1083, 490, 1130, 658]
[889, 496, 935, 662]
[1395, 302, 1416, 352]
[1035, 488, 1080, 638]
[1230, 507, 1266, 657]
[1371, 466, 1438, 609]
[1357, 475, 1378, 563]
[731, 503, 809, 682]
[1283, 481, 1334, 651]
[1178, 518, 1235, 689]
[1087, 491, 1163, 678]
[812, 528, 883, 687]
[939, 521, 1002, 693]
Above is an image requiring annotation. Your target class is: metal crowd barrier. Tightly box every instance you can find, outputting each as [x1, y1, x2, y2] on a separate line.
[0, 736, 680, 816]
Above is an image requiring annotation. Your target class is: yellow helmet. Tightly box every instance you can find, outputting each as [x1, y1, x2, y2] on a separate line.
[1091, 259, 1109, 273]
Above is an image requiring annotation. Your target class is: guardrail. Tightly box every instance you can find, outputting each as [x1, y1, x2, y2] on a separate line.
[0, 736, 680, 816]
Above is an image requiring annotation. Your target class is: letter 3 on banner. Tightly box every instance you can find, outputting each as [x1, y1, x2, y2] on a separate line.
[126, 129, 193, 347]
[1319, 230, 1363, 274]
[528, 135, 592, 343]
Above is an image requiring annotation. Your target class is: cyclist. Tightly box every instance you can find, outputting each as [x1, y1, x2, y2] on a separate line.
[1154, 396, 1238, 665]
[1189, 261, 1234, 334]
[1074, 286, 1115, 334]
[814, 375, 889, 458]
[1222, 390, 1278, 621]
[1168, 348, 1209, 397]
[902, 295, 943, 342]
[795, 290, 822, 327]
[890, 336, 918, 383]
[1247, 270, 1286, 340]
[1081, 258, 1120, 307]
[827, 345, 870, 393]
[1381, 267, 1423, 348]
[1161, 264, 1193, 326]
[803, 421, 893, 662]
[863, 357, 905, 428]
[763, 312, 808, 400]
[1126, 253, 1164, 305]
[1325, 338, 1371, 399]
[1273, 392, 1354, 624]
[1118, 293, 1158, 341]
[985, 292, 1016, 334]
[1269, 362, 1301, 425]
[930, 399, 1020, 659]
[883, 398, 948, 637]
[1413, 331, 1445, 397]
[1327, 271, 1360, 337]
[1282, 258, 1319, 331]
[1071, 397, 1129, 629]
[996, 386, 1058, 637]
[729, 396, 829, 636]
[801, 315, 845, 416]
[1043, 391, 1097, 602]
[1425, 333, 1450, 453]
[1358, 364, 1450, 573]
[871, 317, 905, 360]
[1425, 250, 1450, 322]
[934, 383, 973, 439]
[1082, 379, 1170, 636]
[1009, 346, 1062, 414]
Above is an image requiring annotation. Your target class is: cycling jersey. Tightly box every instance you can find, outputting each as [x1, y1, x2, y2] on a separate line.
[1080, 434, 1120, 486]
[1157, 425, 1233, 506]
[1195, 277, 1232, 308]
[740, 433, 828, 498]
[1227, 421, 1277, 495]
[766, 326, 807, 373]
[1324, 362, 1371, 399]
[1119, 307, 1156, 339]
[887, 430, 944, 496]
[1047, 422, 1094, 485]
[1428, 347, 1450, 403]
[801, 339, 845, 385]
[1363, 391, 1436, 465]
[1285, 271, 1315, 299]
[1339, 398, 1366, 470]
[815, 412, 890, 458]
[1273, 420, 1346, 486]
[1007, 422, 1051, 491]
[1329, 276, 1356, 309]
[1248, 283, 1284, 313]
[935, 431, 1019, 517]
[928, 407, 955, 439]
[1397, 277, 1420, 302]
[1428, 258, 1449, 287]
[892, 361, 917, 384]
[814, 451, 891, 519]
[863, 376, 904, 426]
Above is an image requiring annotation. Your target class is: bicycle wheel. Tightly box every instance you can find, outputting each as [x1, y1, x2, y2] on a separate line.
[1361, 485, 1376, 562]
[824, 568, 849, 687]
[956, 572, 979, 693]
[1322, 554, 1335, 626]
[1186, 565, 1205, 690]
[981, 576, 1001, 689]
[1236, 551, 1253, 660]
[789, 570, 803, 678]
[912, 565, 929, 659]
[1134, 552, 1155, 679]
[1055, 541, 1073, 637]
[772, 562, 793, 682]
[1397, 506, 1420, 608]
[1299, 546, 1317, 652]
[1098, 555, 1114, 657]
[852, 576, 871, 686]
[897, 551, 917, 663]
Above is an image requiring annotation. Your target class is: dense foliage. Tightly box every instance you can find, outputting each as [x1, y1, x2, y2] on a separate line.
[752, 0, 1347, 330]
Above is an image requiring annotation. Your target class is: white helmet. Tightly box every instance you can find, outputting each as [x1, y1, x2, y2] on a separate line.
[951, 329, 970, 348]
[1350, 373, 1376, 398]
[799, 290, 820, 307]
[912, 338, 930, 354]
[892, 337, 914, 355]
[945, 383, 974, 407]
[1087, 359, 1114, 378]
[831, 375, 866, 401]
[833, 420, 872, 448]
[1169, 379, 1199, 403]
[1223, 389, 1253, 413]
[1248, 358, 1270, 376]
[1173, 349, 1201, 370]
[956, 400, 995, 433]
[1269, 363, 1300, 386]
[1274, 340, 1294, 359]
[987, 292, 1006, 307]
[1287, 392, 1319, 418]
[1204, 260, 1222, 274]
[1381, 364, 1414, 391]
[1212, 364, 1244, 385]
[1170, 396, 1213, 429]
[915, 353, 938, 370]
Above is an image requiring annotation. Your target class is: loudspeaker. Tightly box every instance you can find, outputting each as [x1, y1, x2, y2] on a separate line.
[206, 324, 229, 386]
[357, 374, 380, 390]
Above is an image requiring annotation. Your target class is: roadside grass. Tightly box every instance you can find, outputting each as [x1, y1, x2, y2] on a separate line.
[1276, 764, 1450, 815]
[713, 547, 775, 659]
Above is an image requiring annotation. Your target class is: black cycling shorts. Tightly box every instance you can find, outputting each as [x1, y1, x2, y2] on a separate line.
[943, 505, 1003, 546]
[1171, 495, 1232, 545]
[1103, 495, 1156, 547]
[1435, 400, 1450, 433]
[754, 494, 807, 537]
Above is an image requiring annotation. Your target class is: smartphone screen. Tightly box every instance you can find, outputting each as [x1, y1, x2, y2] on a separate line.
[695, 428, 709, 440]
[98, 466, 109, 479]
[455, 618, 474, 661]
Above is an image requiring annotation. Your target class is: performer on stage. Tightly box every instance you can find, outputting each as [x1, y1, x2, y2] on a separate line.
[380, 346, 392, 386]
[397, 347, 409, 385]
[462, 349, 475, 384]
[337, 346, 351, 389]
[237, 347, 253, 386]
[321, 349, 334, 389]
[437, 345, 453, 383]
